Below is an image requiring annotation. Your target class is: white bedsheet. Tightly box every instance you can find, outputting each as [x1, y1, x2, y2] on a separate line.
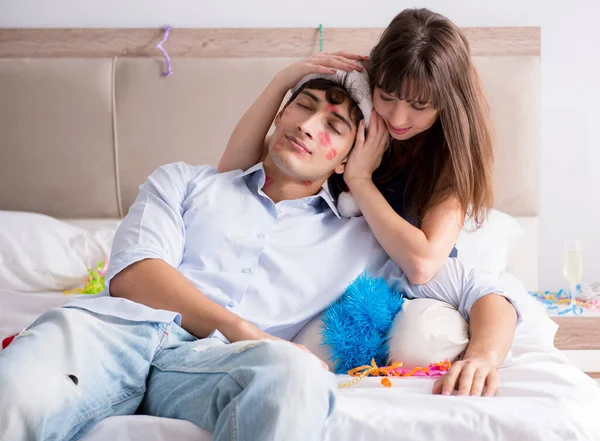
[1, 288, 600, 441]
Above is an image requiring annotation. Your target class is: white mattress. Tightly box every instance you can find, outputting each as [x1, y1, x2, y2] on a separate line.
[2, 284, 600, 441]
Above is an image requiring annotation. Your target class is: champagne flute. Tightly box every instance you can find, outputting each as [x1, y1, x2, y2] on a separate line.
[563, 239, 583, 308]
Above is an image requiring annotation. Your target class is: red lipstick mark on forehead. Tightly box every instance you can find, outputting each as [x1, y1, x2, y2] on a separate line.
[326, 104, 338, 113]
[325, 149, 338, 161]
[318, 131, 332, 147]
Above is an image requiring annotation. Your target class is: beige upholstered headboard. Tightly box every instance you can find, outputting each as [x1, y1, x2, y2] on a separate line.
[0, 27, 540, 219]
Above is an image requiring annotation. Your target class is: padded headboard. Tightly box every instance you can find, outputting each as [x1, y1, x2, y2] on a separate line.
[0, 27, 540, 219]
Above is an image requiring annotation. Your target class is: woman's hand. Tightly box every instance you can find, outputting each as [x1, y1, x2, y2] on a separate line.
[344, 110, 389, 186]
[432, 357, 500, 397]
[274, 51, 366, 91]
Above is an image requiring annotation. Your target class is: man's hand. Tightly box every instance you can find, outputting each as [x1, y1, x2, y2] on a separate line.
[223, 319, 330, 371]
[224, 318, 277, 343]
[432, 357, 499, 397]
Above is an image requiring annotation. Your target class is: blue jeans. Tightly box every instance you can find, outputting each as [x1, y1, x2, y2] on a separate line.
[0, 307, 336, 441]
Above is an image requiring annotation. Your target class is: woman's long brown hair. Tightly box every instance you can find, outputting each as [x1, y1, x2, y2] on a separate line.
[368, 8, 494, 226]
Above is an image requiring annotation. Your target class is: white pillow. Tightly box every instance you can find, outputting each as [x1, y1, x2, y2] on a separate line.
[0, 211, 118, 292]
[388, 298, 469, 368]
[293, 299, 471, 372]
[456, 209, 523, 277]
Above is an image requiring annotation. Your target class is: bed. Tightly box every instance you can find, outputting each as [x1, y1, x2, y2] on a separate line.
[1, 26, 599, 440]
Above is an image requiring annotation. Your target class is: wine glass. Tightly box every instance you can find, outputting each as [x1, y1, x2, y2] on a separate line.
[563, 239, 583, 308]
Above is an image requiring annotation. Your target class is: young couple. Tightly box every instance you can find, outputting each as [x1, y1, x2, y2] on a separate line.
[0, 8, 519, 441]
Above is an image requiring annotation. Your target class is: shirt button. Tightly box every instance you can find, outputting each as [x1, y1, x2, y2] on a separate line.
[227, 300, 237, 308]
[256, 233, 265, 239]
[241, 268, 252, 274]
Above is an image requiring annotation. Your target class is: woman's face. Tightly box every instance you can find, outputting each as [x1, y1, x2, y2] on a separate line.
[373, 87, 439, 141]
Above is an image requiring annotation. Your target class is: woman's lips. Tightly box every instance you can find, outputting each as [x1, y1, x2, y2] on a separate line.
[388, 123, 411, 135]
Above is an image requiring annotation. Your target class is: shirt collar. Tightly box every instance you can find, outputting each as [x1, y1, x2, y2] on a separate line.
[240, 162, 265, 179]
[240, 163, 341, 218]
[316, 187, 341, 218]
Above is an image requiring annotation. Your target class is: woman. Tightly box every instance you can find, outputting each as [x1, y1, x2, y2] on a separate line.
[220, 8, 493, 284]
[218, 8, 516, 397]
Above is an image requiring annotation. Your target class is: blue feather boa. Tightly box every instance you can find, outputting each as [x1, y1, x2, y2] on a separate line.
[321, 272, 404, 374]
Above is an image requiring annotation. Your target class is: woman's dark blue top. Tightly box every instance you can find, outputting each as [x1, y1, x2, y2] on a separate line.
[378, 173, 458, 258]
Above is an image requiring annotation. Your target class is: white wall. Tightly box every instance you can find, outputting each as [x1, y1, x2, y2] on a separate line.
[2, 0, 599, 290]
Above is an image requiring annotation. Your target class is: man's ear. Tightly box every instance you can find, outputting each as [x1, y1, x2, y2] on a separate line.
[334, 156, 349, 175]
[274, 109, 284, 128]
[333, 123, 362, 175]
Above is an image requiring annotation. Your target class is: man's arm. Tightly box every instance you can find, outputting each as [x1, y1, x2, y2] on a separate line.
[110, 258, 270, 341]
[106, 162, 273, 342]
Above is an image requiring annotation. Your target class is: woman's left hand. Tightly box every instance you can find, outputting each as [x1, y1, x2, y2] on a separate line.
[343, 109, 389, 186]
[432, 357, 500, 397]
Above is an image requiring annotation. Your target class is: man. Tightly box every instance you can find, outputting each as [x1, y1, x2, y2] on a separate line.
[0, 76, 518, 441]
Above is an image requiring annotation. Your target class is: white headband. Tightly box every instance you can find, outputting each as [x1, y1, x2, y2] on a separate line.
[291, 68, 373, 128]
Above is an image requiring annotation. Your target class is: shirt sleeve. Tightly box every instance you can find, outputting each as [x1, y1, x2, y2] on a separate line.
[374, 257, 522, 323]
[105, 162, 217, 291]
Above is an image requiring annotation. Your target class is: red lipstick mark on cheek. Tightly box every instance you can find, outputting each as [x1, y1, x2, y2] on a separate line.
[302, 180, 313, 187]
[264, 176, 273, 188]
[273, 139, 283, 151]
[318, 131, 332, 147]
[325, 149, 338, 161]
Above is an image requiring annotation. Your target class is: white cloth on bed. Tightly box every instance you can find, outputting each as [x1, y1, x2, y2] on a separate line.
[1, 286, 599, 441]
